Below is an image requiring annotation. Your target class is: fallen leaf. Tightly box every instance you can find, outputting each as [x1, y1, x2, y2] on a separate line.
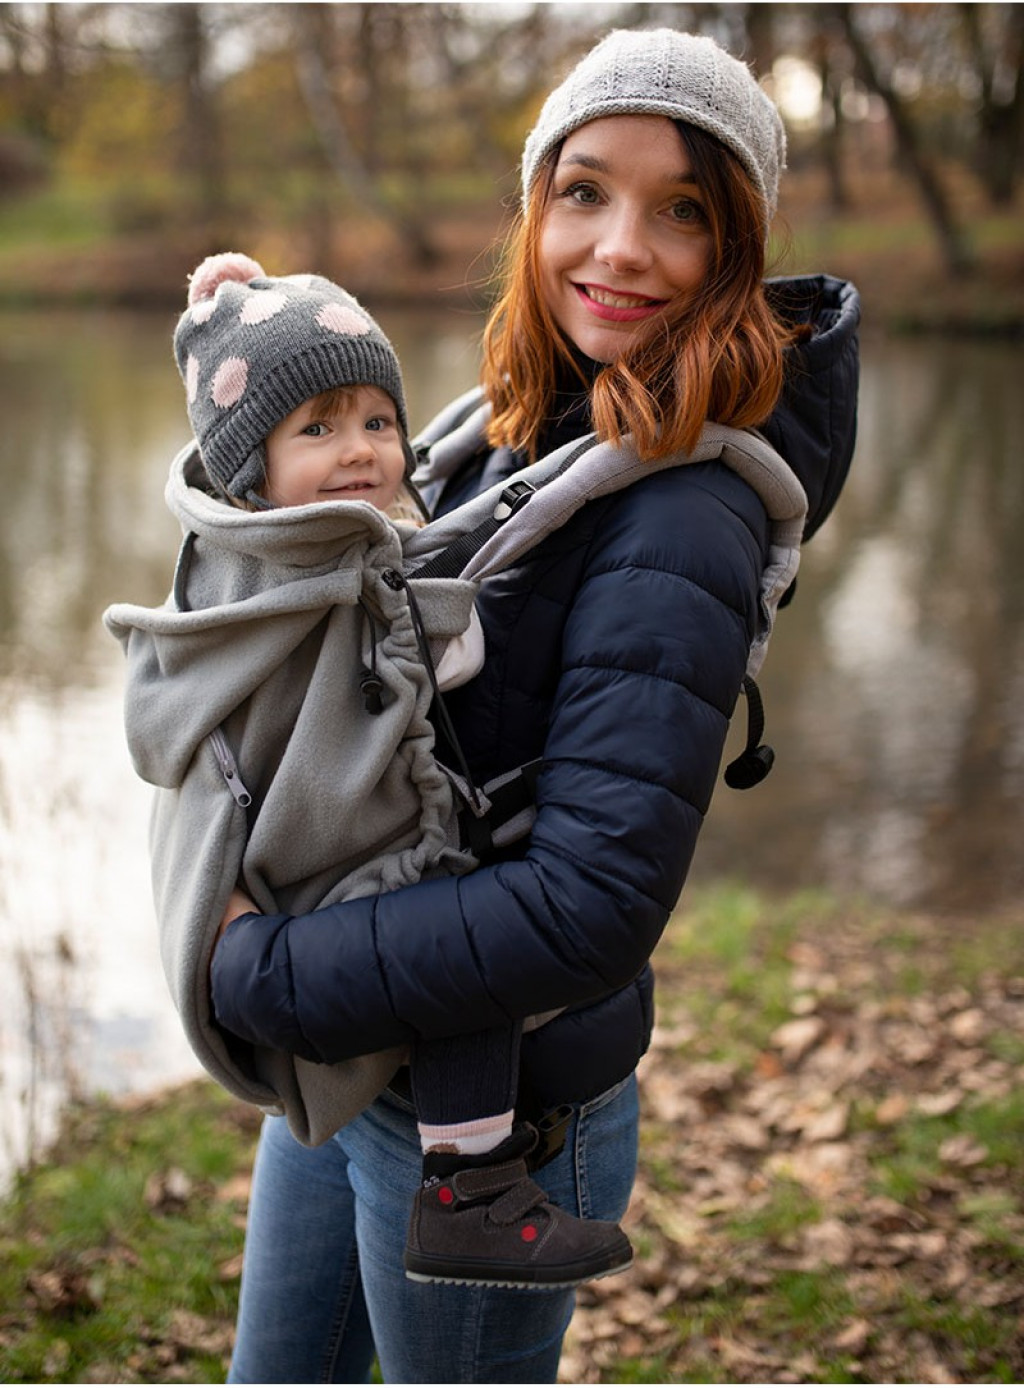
[771, 1016, 826, 1063]
[875, 1093, 911, 1125]
[939, 1134, 989, 1168]
[916, 1090, 963, 1117]
[949, 1008, 988, 1044]
[26, 1264, 100, 1318]
[217, 1252, 245, 1281]
[145, 1167, 193, 1213]
[832, 1317, 872, 1353]
[166, 1308, 234, 1357]
[801, 1217, 856, 1268]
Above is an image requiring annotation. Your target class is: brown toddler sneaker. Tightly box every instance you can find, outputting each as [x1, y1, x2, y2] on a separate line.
[403, 1123, 633, 1289]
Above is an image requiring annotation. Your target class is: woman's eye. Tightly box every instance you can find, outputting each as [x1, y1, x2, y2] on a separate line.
[670, 198, 706, 225]
[560, 180, 601, 206]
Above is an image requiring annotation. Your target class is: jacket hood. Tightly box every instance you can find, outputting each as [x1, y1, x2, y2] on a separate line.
[762, 274, 860, 540]
[412, 275, 860, 545]
[103, 443, 416, 791]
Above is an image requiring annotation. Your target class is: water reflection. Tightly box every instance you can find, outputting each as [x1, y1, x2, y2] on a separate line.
[696, 335, 1024, 912]
[0, 305, 482, 1173]
[0, 309, 1021, 1170]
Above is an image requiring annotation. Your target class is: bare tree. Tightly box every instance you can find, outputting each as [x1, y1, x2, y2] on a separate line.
[960, 2, 1024, 206]
[815, 17, 852, 212]
[163, 3, 227, 235]
[292, 4, 438, 268]
[837, 3, 974, 276]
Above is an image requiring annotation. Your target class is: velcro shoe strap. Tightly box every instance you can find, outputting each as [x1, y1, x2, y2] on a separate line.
[485, 1177, 549, 1227]
[450, 1158, 528, 1204]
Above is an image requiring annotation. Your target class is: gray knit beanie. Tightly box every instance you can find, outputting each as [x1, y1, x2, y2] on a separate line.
[521, 28, 786, 217]
[174, 252, 408, 501]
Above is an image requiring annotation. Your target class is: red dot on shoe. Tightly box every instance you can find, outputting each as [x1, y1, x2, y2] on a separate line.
[521, 1224, 538, 1242]
[438, 1186, 454, 1205]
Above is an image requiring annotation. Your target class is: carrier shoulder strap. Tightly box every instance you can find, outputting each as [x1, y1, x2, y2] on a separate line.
[408, 438, 594, 582]
[409, 430, 792, 862]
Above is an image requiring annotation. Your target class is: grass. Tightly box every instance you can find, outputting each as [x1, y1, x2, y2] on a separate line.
[0, 1084, 257, 1383]
[2, 885, 1023, 1383]
[564, 884, 1024, 1384]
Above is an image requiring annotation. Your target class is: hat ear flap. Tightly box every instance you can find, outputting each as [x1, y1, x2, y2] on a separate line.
[402, 435, 422, 480]
[400, 437, 431, 521]
[223, 441, 270, 508]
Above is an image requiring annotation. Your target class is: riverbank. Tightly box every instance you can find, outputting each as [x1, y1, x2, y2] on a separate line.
[1, 886, 1022, 1384]
[1, 167, 1022, 334]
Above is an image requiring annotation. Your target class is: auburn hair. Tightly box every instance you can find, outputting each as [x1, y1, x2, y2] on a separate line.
[482, 121, 795, 461]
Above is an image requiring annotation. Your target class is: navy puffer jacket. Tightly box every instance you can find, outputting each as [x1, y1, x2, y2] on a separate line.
[211, 275, 859, 1112]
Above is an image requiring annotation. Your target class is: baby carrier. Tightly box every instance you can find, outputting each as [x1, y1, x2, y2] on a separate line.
[106, 271, 857, 1146]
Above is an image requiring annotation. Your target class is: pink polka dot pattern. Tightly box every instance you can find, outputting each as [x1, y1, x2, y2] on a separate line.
[173, 252, 407, 498]
[317, 303, 371, 336]
[241, 292, 288, 325]
[211, 356, 249, 408]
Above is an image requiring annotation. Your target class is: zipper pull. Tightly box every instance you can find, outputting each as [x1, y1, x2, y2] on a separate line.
[208, 728, 253, 808]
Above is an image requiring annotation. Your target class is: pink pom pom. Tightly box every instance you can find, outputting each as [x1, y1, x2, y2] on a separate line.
[187, 252, 266, 307]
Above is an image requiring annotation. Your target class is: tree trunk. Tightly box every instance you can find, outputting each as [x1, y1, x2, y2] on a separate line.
[293, 7, 438, 270]
[172, 3, 226, 236]
[812, 11, 850, 212]
[961, 1, 1024, 207]
[838, 3, 974, 276]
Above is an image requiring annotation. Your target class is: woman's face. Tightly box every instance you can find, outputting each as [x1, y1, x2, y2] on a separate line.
[538, 114, 713, 364]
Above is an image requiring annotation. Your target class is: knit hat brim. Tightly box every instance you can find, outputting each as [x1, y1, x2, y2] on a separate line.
[521, 29, 786, 218]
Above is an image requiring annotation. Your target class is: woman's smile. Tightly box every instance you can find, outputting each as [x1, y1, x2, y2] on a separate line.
[539, 114, 712, 363]
[573, 282, 671, 321]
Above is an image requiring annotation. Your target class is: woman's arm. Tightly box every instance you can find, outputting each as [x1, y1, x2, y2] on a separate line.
[211, 466, 768, 1064]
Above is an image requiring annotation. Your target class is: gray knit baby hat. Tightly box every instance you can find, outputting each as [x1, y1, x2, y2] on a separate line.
[521, 28, 786, 218]
[174, 252, 408, 501]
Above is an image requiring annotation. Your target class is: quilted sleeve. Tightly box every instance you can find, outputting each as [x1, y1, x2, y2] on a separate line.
[211, 466, 768, 1063]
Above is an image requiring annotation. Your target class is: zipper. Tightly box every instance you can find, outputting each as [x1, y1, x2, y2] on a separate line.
[208, 727, 253, 808]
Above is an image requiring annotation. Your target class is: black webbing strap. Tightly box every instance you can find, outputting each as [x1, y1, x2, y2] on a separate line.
[408, 480, 536, 581]
[460, 758, 543, 859]
[408, 437, 597, 583]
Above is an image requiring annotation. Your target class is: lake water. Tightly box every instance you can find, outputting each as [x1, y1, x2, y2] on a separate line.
[1, 307, 1021, 1176]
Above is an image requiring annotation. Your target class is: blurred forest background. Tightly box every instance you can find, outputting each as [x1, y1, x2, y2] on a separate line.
[0, 0, 1022, 332]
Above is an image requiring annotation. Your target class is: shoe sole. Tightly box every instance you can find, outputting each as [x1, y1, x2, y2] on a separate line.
[404, 1252, 634, 1290]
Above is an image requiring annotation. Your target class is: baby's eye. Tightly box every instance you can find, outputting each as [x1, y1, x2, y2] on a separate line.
[365, 415, 394, 432]
[302, 422, 330, 437]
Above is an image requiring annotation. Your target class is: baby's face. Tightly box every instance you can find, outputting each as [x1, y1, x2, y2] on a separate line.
[263, 385, 406, 510]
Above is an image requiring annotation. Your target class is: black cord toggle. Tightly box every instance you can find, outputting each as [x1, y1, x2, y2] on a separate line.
[724, 742, 775, 789]
[724, 675, 775, 789]
[359, 669, 384, 715]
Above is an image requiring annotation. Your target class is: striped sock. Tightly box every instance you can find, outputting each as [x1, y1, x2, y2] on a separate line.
[417, 1110, 515, 1156]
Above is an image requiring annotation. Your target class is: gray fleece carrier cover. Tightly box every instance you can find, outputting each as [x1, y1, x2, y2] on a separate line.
[104, 411, 807, 1147]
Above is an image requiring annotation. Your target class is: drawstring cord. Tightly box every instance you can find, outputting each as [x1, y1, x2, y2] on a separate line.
[381, 568, 482, 813]
[358, 599, 385, 715]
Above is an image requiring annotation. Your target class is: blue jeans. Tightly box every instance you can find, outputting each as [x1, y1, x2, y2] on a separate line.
[228, 1074, 639, 1384]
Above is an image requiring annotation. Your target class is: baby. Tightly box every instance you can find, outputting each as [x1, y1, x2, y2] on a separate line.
[159, 253, 632, 1288]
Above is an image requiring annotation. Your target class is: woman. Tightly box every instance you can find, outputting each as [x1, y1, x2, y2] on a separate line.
[212, 27, 860, 1383]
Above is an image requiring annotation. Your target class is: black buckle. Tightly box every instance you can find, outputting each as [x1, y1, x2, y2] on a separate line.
[528, 1104, 574, 1171]
[493, 480, 535, 521]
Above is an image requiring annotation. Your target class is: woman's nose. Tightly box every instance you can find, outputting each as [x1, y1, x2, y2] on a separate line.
[594, 205, 653, 274]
